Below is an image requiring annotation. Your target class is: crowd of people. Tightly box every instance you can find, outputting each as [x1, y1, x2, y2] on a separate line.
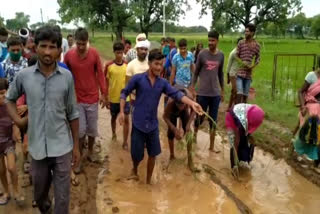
[6, 22, 320, 213]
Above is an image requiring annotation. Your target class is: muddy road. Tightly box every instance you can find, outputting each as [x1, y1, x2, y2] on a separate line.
[1, 102, 320, 214]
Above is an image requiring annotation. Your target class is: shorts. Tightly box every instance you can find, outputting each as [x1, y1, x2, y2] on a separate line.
[131, 125, 161, 162]
[110, 102, 130, 117]
[78, 102, 99, 138]
[194, 95, 220, 129]
[0, 141, 15, 157]
[167, 110, 189, 140]
[236, 77, 251, 96]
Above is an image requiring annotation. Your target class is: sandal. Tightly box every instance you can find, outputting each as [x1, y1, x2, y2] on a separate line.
[71, 173, 80, 186]
[0, 195, 11, 205]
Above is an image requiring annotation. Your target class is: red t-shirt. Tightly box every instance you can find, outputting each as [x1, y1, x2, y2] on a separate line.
[64, 47, 106, 104]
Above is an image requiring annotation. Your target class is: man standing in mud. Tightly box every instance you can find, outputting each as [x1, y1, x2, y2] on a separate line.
[6, 25, 80, 214]
[64, 27, 107, 171]
[235, 23, 260, 104]
[191, 31, 224, 153]
[119, 49, 203, 184]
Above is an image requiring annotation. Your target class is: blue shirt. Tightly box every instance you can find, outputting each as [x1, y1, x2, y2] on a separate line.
[0, 56, 28, 84]
[172, 51, 194, 88]
[6, 62, 79, 160]
[164, 48, 177, 78]
[58, 61, 69, 70]
[0, 43, 8, 63]
[120, 72, 184, 133]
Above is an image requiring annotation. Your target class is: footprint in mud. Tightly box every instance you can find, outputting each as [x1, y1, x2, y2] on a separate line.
[104, 197, 113, 205]
[115, 174, 139, 183]
[288, 202, 304, 213]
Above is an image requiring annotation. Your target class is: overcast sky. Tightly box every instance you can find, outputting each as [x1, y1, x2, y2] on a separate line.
[0, 0, 318, 30]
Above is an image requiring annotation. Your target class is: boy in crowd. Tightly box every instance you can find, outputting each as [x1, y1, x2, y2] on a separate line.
[105, 42, 130, 150]
[119, 49, 203, 184]
[67, 34, 74, 50]
[0, 36, 29, 174]
[0, 78, 24, 205]
[163, 89, 195, 163]
[170, 38, 195, 89]
[64, 27, 106, 168]
[0, 28, 8, 62]
[191, 31, 224, 153]
[236, 23, 260, 104]
[226, 37, 243, 109]
[0, 36, 28, 83]
[123, 39, 132, 59]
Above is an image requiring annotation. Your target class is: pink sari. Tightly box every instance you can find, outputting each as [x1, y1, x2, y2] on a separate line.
[299, 78, 320, 126]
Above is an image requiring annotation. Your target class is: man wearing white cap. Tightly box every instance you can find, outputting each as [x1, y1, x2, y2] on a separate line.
[126, 40, 150, 104]
[125, 33, 146, 63]
[126, 40, 150, 79]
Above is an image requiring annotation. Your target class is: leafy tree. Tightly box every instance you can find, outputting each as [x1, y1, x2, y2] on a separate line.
[6, 12, 30, 31]
[210, 13, 233, 37]
[288, 13, 309, 39]
[129, 0, 188, 38]
[58, 0, 131, 40]
[0, 16, 4, 27]
[197, 0, 301, 29]
[30, 22, 44, 30]
[263, 20, 288, 38]
[311, 15, 320, 40]
[47, 19, 60, 26]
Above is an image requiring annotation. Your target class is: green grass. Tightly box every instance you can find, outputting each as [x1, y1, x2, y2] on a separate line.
[90, 32, 320, 130]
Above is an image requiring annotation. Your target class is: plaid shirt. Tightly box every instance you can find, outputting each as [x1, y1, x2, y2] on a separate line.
[236, 40, 260, 79]
[0, 56, 28, 84]
[125, 48, 137, 63]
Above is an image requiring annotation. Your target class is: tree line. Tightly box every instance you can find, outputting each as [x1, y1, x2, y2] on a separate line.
[1, 0, 320, 40]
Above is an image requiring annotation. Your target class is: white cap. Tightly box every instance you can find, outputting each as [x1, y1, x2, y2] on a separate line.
[136, 33, 146, 43]
[136, 40, 150, 50]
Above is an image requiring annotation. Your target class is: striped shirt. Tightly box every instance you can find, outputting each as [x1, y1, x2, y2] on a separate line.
[236, 40, 260, 79]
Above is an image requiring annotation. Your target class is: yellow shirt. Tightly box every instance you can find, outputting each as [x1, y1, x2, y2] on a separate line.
[105, 61, 129, 103]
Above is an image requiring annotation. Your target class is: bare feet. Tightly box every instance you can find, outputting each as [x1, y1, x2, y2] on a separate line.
[169, 155, 175, 160]
[231, 166, 240, 180]
[209, 148, 220, 153]
[112, 134, 117, 141]
[122, 143, 128, 151]
[127, 169, 139, 181]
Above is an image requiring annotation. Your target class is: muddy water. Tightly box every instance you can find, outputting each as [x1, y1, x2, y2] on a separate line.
[196, 131, 320, 214]
[95, 108, 239, 214]
[96, 105, 320, 214]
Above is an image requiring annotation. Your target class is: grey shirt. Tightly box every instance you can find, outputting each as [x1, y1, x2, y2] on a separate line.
[6, 63, 79, 160]
[192, 49, 224, 97]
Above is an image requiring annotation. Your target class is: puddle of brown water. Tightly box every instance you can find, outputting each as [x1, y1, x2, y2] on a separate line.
[196, 130, 320, 214]
[96, 108, 240, 214]
[96, 104, 320, 214]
